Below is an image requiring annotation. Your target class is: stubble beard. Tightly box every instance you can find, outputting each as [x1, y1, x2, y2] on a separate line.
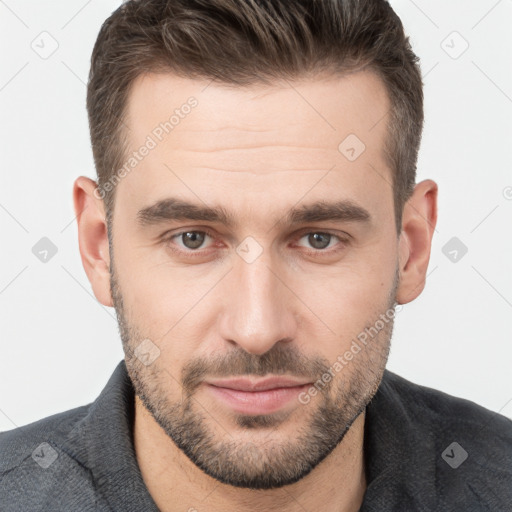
[109, 247, 398, 489]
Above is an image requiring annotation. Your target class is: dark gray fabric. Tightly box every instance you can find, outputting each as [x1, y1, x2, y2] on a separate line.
[0, 360, 158, 512]
[360, 371, 512, 511]
[1, 360, 511, 511]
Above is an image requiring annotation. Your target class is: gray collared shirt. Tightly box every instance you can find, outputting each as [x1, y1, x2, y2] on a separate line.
[1, 360, 511, 511]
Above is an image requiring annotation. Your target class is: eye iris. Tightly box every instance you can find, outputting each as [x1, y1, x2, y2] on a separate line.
[308, 233, 331, 249]
[182, 231, 205, 249]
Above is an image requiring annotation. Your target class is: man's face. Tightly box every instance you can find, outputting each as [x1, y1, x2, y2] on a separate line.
[109, 69, 400, 489]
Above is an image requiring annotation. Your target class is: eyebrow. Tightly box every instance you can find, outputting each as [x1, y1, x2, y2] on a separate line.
[136, 197, 372, 230]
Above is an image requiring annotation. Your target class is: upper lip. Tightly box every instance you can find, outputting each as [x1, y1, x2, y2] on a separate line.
[206, 376, 311, 392]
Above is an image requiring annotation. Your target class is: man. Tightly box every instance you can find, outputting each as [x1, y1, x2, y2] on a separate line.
[1, 0, 511, 510]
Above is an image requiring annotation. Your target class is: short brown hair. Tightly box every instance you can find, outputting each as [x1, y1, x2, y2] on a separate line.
[87, 0, 423, 234]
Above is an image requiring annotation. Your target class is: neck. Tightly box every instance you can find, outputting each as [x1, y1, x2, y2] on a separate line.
[133, 395, 367, 512]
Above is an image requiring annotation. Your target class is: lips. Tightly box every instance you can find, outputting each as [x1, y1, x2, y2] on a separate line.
[205, 379, 311, 415]
[205, 376, 312, 392]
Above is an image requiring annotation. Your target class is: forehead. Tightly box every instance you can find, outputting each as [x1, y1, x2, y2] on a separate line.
[125, 69, 390, 153]
[116, 69, 393, 227]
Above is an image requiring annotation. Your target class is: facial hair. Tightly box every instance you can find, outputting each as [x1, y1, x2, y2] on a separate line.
[109, 238, 399, 490]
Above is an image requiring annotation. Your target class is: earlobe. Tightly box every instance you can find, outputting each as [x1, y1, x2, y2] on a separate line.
[73, 176, 113, 307]
[396, 179, 438, 305]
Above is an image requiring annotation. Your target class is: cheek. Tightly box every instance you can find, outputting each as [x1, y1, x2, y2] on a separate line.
[113, 232, 187, 313]
[114, 252, 213, 365]
[298, 257, 396, 346]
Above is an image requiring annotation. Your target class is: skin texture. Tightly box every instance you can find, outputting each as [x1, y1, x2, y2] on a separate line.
[73, 69, 437, 512]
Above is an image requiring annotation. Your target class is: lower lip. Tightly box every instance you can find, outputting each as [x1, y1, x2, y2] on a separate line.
[205, 383, 311, 415]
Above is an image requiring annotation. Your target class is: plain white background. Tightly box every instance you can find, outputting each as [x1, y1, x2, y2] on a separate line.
[1, 0, 511, 432]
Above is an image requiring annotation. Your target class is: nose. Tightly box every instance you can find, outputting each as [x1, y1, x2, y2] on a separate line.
[218, 247, 298, 355]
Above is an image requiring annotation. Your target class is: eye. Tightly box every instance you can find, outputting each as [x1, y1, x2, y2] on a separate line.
[161, 228, 349, 259]
[166, 230, 215, 251]
[294, 231, 349, 253]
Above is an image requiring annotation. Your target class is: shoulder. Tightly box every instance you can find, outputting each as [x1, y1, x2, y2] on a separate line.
[0, 403, 91, 472]
[380, 370, 512, 508]
[381, 370, 512, 442]
[0, 404, 111, 511]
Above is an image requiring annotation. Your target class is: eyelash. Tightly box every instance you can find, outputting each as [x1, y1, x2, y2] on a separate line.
[161, 228, 350, 259]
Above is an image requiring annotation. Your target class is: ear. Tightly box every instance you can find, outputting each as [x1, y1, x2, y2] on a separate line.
[396, 179, 438, 304]
[72, 176, 113, 307]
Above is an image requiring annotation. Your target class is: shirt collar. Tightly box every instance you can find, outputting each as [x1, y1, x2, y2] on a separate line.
[63, 359, 159, 511]
[64, 361, 437, 511]
[360, 369, 438, 510]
